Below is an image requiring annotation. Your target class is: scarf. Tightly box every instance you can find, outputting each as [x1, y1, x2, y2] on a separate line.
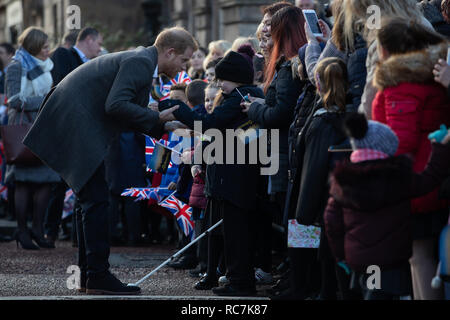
[10, 47, 53, 102]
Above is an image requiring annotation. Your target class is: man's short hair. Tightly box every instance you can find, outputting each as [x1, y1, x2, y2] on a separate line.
[0, 42, 15, 55]
[186, 79, 208, 107]
[77, 27, 99, 43]
[62, 30, 79, 46]
[170, 83, 188, 92]
[155, 27, 198, 54]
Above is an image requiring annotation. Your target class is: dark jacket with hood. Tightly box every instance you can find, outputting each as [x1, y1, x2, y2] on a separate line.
[324, 143, 450, 272]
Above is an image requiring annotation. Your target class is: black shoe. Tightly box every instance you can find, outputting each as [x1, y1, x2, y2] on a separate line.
[189, 265, 207, 278]
[0, 232, 13, 242]
[14, 230, 39, 250]
[194, 274, 218, 290]
[212, 284, 257, 297]
[167, 255, 198, 269]
[86, 272, 141, 295]
[78, 270, 87, 293]
[31, 231, 55, 249]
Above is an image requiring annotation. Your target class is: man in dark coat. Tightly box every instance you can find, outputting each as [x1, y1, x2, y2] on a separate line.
[44, 27, 102, 245]
[50, 27, 102, 86]
[24, 27, 197, 295]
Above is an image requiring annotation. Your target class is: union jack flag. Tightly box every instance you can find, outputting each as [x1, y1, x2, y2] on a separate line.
[160, 71, 192, 101]
[145, 135, 158, 172]
[62, 189, 75, 219]
[172, 71, 191, 85]
[121, 187, 165, 202]
[160, 195, 195, 240]
[121, 188, 151, 201]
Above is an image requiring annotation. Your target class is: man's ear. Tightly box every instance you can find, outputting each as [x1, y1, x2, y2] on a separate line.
[165, 48, 176, 59]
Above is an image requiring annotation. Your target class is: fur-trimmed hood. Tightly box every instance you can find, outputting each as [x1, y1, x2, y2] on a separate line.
[330, 156, 414, 212]
[373, 42, 448, 90]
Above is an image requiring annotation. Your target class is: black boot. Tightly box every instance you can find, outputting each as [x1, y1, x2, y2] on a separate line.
[31, 230, 55, 248]
[86, 272, 141, 295]
[14, 230, 39, 250]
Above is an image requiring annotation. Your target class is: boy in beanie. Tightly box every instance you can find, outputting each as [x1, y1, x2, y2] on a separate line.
[324, 113, 450, 300]
[168, 45, 265, 296]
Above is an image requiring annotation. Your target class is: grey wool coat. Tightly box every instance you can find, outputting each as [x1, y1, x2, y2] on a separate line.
[4, 60, 61, 184]
[23, 46, 164, 193]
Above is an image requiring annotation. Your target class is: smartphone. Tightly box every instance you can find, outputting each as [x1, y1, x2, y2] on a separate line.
[447, 46, 450, 64]
[303, 9, 323, 37]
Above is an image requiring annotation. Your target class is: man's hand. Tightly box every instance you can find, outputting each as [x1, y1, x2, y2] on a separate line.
[159, 105, 179, 123]
[164, 121, 190, 136]
[167, 182, 177, 191]
[433, 59, 450, 88]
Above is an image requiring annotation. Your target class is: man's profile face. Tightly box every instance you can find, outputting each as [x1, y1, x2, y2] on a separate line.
[165, 47, 194, 78]
[86, 34, 103, 59]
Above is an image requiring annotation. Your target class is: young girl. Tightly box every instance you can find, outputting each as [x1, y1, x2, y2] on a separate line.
[290, 57, 351, 300]
[172, 45, 265, 296]
[372, 18, 450, 300]
[324, 113, 450, 300]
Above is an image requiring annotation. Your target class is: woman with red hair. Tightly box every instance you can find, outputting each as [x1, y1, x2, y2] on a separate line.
[242, 5, 309, 299]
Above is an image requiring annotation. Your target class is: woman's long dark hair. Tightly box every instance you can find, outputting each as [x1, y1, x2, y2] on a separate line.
[264, 6, 308, 94]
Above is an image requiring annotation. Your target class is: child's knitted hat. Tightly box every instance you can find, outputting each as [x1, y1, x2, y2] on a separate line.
[215, 44, 255, 84]
[344, 113, 399, 156]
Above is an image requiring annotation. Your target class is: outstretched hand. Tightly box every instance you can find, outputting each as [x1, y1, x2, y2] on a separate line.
[159, 105, 179, 123]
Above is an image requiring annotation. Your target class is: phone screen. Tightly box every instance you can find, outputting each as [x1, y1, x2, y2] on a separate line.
[447, 46, 450, 64]
[304, 11, 321, 34]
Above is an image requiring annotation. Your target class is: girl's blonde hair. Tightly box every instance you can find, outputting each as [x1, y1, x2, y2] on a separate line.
[207, 40, 232, 57]
[205, 83, 221, 113]
[342, 0, 424, 51]
[315, 57, 348, 112]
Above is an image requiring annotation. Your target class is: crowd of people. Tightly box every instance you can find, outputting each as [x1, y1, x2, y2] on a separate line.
[0, 0, 450, 299]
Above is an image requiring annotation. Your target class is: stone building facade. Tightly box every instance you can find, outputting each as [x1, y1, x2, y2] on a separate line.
[0, 0, 331, 50]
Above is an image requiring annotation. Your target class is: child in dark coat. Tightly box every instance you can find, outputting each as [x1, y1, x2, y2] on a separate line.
[324, 113, 450, 300]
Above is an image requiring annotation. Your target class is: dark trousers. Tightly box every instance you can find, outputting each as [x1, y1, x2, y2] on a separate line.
[254, 197, 273, 272]
[44, 181, 67, 238]
[221, 199, 256, 289]
[75, 163, 110, 278]
[289, 247, 319, 298]
[204, 199, 225, 280]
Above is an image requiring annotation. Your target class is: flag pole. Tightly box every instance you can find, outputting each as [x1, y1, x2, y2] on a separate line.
[128, 219, 223, 287]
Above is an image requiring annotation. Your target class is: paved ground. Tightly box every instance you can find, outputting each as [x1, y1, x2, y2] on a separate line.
[0, 221, 273, 300]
